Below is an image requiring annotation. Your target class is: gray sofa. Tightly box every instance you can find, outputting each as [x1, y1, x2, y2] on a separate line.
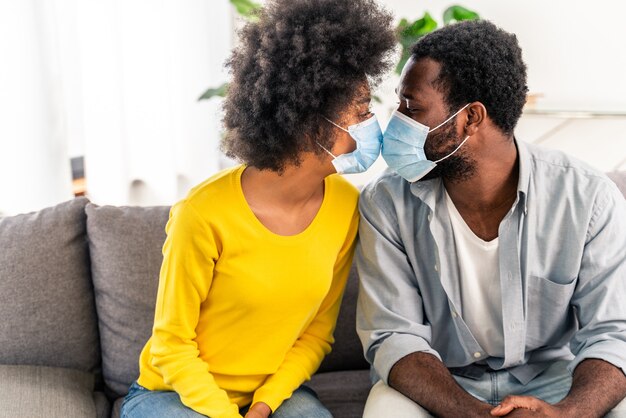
[1, 171, 624, 418]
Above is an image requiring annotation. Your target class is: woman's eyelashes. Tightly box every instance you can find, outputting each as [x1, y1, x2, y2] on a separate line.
[359, 105, 373, 119]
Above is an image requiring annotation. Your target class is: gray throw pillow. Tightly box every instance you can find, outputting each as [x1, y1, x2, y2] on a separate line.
[0, 365, 97, 418]
[0, 197, 100, 373]
[86, 203, 169, 398]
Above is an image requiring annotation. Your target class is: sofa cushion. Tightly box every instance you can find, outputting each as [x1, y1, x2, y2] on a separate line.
[607, 171, 626, 197]
[86, 204, 170, 398]
[111, 398, 124, 418]
[318, 265, 370, 373]
[0, 365, 97, 418]
[308, 369, 371, 418]
[0, 197, 100, 373]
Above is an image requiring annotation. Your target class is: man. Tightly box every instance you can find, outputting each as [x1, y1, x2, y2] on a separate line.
[357, 20, 626, 417]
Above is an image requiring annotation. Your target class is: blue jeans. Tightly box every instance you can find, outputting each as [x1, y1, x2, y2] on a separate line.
[120, 381, 332, 418]
[452, 360, 573, 405]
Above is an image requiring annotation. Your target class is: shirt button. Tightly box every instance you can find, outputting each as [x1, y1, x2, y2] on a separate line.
[434, 264, 439, 272]
[473, 352, 481, 359]
[428, 214, 432, 221]
[451, 311, 458, 318]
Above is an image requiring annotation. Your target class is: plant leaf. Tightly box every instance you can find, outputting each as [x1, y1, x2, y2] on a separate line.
[198, 83, 229, 101]
[395, 12, 438, 74]
[443, 5, 480, 25]
[398, 12, 437, 46]
[230, 0, 261, 19]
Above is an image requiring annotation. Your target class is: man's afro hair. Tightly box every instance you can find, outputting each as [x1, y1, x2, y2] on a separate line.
[411, 20, 528, 136]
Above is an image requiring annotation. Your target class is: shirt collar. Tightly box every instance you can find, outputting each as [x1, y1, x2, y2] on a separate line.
[515, 138, 530, 215]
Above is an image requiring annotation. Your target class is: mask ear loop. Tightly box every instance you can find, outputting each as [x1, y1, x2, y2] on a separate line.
[324, 117, 349, 133]
[316, 141, 337, 158]
[428, 103, 471, 133]
[318, 116, 349, 158]
[434, 135, 470, 163]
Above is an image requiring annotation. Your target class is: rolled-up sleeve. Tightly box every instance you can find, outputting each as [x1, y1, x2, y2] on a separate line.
[356, 184, 441, 384]
[569, 180, 626, 376]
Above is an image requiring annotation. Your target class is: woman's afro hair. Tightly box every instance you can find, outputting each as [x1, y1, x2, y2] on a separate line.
[221, 0, 396, 172]
[411, 20, 528, 136]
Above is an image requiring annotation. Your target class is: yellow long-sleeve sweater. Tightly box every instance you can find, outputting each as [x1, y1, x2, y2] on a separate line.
[136, 165, 359, 418]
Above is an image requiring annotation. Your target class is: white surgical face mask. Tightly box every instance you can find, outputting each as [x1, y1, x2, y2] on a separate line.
[381, 104, 470, 182]
[317, 114, 383, 174]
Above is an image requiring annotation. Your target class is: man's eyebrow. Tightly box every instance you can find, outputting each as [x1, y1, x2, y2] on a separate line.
[356, 96, 371, 104]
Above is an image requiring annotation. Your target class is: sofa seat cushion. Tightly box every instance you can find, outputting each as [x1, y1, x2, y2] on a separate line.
[308, 369, 372, 418]
[86, 203, 170, 398]
[0, 364, 100, 418]
[0, 197, 100, 372]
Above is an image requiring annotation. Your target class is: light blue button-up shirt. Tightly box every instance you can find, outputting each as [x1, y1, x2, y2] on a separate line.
[356, 140, 626, 385]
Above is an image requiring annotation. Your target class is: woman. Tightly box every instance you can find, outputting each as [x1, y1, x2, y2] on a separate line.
[120, 1, 394, 417]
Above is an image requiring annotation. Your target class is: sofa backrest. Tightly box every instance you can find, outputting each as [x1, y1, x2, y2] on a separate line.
[0, 197, 100, 373]
[318, 265, 369, 373]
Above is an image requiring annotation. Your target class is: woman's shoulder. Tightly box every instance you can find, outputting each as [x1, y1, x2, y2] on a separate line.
[325, 174, 360, 214]
[179, 165, 245, 212]
[327, 174, 359, 199]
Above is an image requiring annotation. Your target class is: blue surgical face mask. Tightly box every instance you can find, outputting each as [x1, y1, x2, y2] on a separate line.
[382, 104, 470, 182]
[317, 114, 383, 174]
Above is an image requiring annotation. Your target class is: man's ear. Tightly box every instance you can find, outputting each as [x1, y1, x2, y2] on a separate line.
[464, 102, 487, 136]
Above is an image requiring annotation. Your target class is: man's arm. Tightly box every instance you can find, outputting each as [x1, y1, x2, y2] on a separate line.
[390, 352, 492, 418]
[492, 359, 626, 417]
[556, 359, 626, 416]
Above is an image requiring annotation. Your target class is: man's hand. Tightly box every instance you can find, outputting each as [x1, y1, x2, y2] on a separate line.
[244, 402, 272, 418]
[490, 395, 564, 417]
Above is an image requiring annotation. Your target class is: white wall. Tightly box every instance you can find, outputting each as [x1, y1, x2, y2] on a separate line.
[376, 0, 626, 111]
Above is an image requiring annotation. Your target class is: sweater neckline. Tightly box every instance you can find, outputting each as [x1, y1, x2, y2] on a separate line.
[233, 165, 331, 242]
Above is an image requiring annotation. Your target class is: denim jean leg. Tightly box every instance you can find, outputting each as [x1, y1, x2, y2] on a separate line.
[504, 360, 572, 404]
[270, 386, 333, 418]
[453, 361, 572, 406]
[120, 382, 207, 418]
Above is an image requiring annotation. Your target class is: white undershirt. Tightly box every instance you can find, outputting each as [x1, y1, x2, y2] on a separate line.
[445, 190, 505, 358]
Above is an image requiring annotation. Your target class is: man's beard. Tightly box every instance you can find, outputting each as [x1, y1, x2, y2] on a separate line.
[420, 121, 476, 183]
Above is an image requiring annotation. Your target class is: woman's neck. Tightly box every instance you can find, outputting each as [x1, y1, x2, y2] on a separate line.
[239, 153, 332, 235]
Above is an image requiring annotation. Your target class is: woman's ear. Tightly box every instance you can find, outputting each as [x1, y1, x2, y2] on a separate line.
[464, 102, 486, 136]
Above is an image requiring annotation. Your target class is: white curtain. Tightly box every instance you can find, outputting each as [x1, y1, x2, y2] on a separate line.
[0, 0, 74, 216]
[0, 0, 232, 215]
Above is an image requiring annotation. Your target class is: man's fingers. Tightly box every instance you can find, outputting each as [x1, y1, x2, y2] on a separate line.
[491, 395, 539, 416]
[490, 403, 516, 416]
